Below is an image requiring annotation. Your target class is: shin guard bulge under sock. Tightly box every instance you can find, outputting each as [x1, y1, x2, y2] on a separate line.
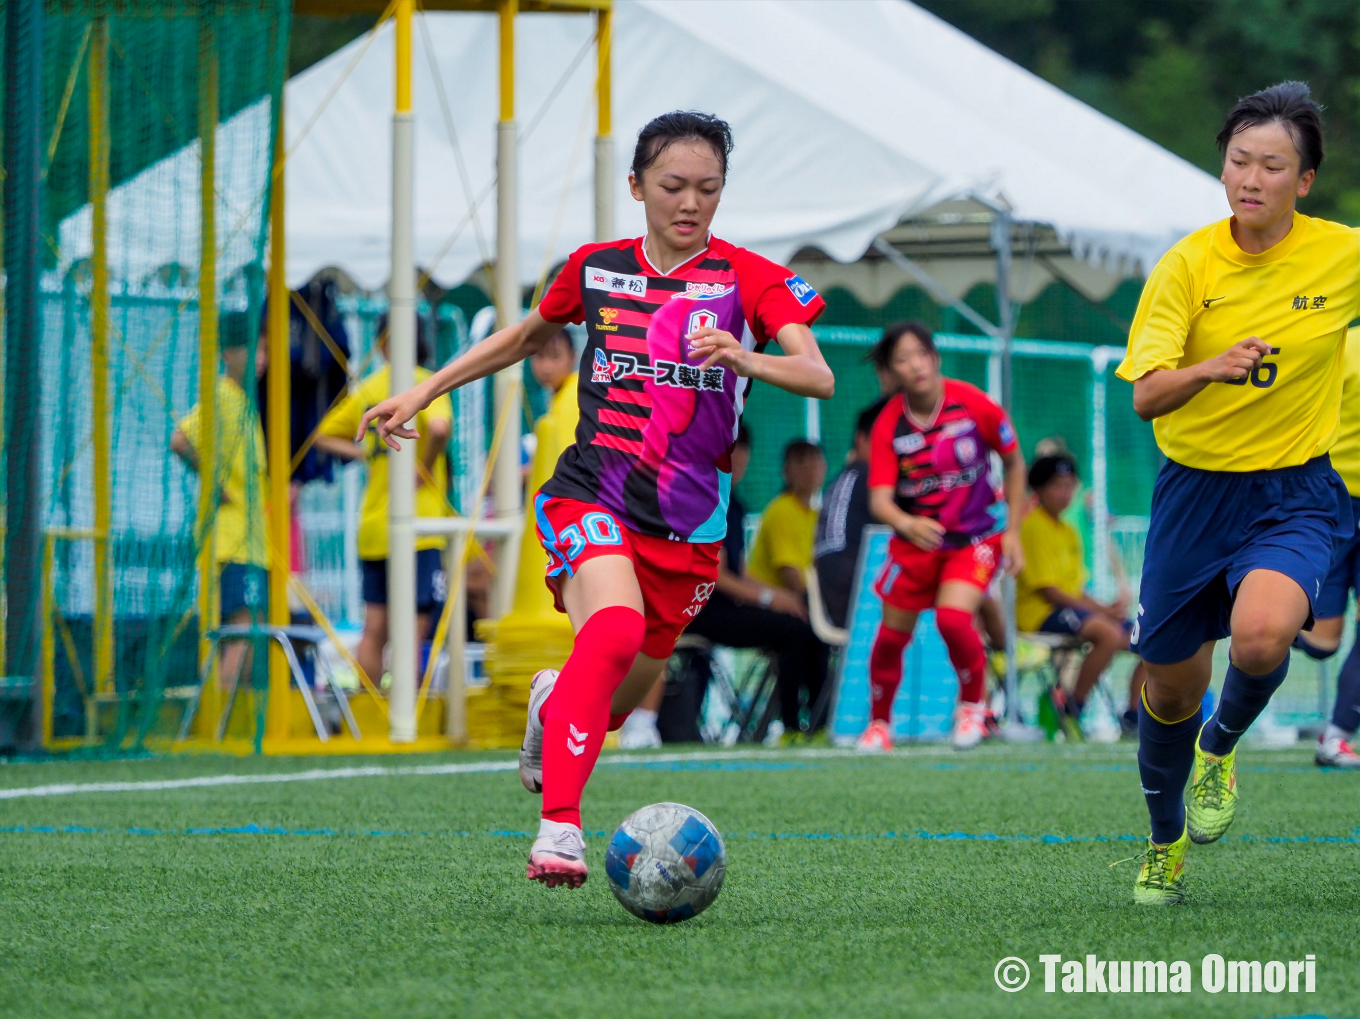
[540, 606, 646, 828]
[1199, 656, 1289, 757]
[869, 624, 912, 723]
[1332, 636, 1360, 735]
[1137, 692, 1201, 845]
[935, 607, 987, 705]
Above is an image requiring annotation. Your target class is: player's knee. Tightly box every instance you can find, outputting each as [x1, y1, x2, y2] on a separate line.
[1229, 629, 1291, 676]
[581, 605, 647, 672]
[935, 606, 981, 651]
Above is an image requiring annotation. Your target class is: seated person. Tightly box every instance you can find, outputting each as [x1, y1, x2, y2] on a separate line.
[814, 401, 885, 629]
[314, 314, 452, 687]
[1016, 453, 1145, 737]
[746, 439, 829, 735]
[171, 310, 269, 689]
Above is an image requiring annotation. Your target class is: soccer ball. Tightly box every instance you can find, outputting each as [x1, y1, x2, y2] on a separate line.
[604, 802, 726, 924]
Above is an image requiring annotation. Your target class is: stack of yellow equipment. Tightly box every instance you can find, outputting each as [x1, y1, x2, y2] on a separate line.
[468, 374, 579, 747]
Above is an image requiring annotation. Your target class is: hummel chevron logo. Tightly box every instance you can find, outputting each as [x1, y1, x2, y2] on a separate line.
[567, 724, 589, 757]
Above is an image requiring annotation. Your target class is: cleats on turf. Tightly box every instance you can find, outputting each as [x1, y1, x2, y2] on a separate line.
[856, 719, 892, 753]
[1129, 826, 1189, 906]
[527, 819, 588, 888]
[1186, 725, 1238, 844]
[519, 669, 557, 793]
[1315, 735, 1360, 768]
[951, 701, 988, 750]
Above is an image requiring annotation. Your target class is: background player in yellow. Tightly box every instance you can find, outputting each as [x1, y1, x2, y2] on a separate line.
[1115, 82, 1360, 904]
[1290, 328, 1360, 768]
[170, 310, 269, 687]
[315, 316, 452, 687]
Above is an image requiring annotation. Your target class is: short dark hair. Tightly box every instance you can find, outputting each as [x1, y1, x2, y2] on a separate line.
[632, 111, 734, 182]
[869, 320, 936, 371]
[539, 329, 574, 355]
[1216, 81, 1324, 174]
[856, 397, 889, 438]
[375, 311, 433, 366]
[783, 439, 823, 466]
[1028, 453, 1078, 490]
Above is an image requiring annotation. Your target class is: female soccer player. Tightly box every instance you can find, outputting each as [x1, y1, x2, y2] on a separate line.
[856, 321, 1026, 753]
[1117, 82, 1360, 904]
[358, 111, 833, 887]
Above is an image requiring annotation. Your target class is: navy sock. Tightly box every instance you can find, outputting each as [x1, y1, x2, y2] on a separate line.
[1332, 636, 1360, 735]
[1292, 632, 1338, 661]
[1137, 696, 1201, 845]
[1199, 656, 1290, 757]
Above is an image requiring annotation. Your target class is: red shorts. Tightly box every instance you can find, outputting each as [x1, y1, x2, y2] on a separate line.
[874, 533, 1003, 612]
[533, 494, 721, 659]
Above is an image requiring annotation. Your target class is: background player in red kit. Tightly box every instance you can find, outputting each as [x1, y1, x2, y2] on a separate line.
[857, 322, 1026, 752]
[359, 112, 834, 888]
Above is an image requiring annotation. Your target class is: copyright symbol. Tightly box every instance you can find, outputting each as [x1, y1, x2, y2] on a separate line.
[994, 957, 1029, 992]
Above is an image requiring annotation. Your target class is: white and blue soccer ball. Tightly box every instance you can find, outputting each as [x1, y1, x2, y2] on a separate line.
[604, 802, 726, 923]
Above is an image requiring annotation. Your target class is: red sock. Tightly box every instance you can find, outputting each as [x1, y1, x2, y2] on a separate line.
[936, 607, 986, 704]
[870, 624, 912, 723]
[541, 606, 646, 828]
[608, 712, 630, 731]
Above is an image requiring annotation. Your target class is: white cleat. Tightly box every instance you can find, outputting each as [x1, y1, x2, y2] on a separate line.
[856, 719, 893, 753]
[526, 819, 589, 888]
[618, 709, 663, 749]
[1315, 735, 1360, 769]
[951, 701, 988, 751]
[519, 669, 558, 793]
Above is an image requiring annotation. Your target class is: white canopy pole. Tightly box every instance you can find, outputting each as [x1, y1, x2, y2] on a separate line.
[387, 0, 418, 742]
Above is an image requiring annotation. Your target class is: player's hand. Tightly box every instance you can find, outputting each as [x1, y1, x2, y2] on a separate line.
[1199, 336, 1272, 383]
[900, 515, 946, 552]
[687, 327, 753, 376]
[356, 386, 429, 451]
[1001, 529, 1024, 577]
[767, 588, 808, 620]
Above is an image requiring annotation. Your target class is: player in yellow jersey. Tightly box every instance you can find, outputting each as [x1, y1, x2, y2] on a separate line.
[1116, 82, 1360, 904]
[316, 316, 452, 687]
[1291, 328, 1360, 769]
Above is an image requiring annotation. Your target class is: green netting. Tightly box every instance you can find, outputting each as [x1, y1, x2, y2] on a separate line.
[1, 1, 289, 753]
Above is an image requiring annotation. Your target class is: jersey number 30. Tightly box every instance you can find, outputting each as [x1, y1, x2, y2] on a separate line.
[558, 512, 623, 559]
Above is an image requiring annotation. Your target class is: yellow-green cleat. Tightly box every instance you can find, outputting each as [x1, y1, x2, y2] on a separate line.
[1186, 725, 1238, 844]
[1129, 826, 1190, 906]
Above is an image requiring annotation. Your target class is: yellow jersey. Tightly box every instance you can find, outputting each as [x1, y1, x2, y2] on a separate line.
[178, 377, 269, 568]
[1015, 505, 1085, 633]
[1116, 213, 1360, 472]
[1328, 329, 1360, 496]
[747, 491, 817, 588]
[319, 365, 453, 560]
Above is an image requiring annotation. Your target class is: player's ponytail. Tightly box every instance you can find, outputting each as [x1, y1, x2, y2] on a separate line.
[632, 111, 734, 182]
[1217, 81, 1324, 174]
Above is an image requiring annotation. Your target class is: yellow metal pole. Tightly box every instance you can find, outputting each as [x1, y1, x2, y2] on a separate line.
[89, 15, 113, 717]
[594, 6, 613, 242]
[195, 11, 221, 736]
[266, 94, 292, 741]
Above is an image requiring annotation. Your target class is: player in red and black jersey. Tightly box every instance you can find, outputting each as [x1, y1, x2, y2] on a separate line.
[856, 322, 1027, 753]
[360, 112, 833, 888]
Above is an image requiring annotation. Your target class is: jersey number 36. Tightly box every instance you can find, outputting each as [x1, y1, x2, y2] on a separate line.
[1224, 346, 1281, 389]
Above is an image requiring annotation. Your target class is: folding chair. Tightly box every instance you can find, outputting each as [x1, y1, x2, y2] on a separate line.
[670, 634, 779, 744]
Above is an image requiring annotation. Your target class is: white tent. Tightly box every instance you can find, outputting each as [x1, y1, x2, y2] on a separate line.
[58, 0, 1229, 304]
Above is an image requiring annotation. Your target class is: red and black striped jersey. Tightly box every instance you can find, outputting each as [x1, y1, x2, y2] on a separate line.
[536, 236, 825, 542]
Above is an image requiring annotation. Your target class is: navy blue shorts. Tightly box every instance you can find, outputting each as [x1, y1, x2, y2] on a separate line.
[1316, 495, 1360, 619]
[219, 563, 267, 622]
[360, 548, 447, 612]
[1132, 455, 1353, 665]
[1040, 605, 1133, 639]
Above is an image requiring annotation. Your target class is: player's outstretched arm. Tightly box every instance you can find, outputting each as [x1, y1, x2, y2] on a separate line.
[358, 309, 565, 450]
[1131, 336, 1272, 421]
[688, 322, 834, 399]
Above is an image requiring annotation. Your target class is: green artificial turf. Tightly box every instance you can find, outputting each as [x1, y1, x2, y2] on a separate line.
[0, 743, 1356, 1018]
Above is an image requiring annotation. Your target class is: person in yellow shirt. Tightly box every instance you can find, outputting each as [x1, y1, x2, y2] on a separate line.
[170, 310, 269, 684]
[1114, 82, 1360, 903]
[315, 316, 452, 686]
[747, 439, 827, 735]
[1017, 454, 1145, 741]
[1290, 328, 1360, 769]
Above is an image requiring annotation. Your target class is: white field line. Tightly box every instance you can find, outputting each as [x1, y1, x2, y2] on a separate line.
[0, 745, 991, 801]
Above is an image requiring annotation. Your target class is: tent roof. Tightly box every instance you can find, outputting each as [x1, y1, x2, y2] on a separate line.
[59, 1, 1231, 298]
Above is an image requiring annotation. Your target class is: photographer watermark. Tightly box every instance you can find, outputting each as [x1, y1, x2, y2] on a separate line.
[993, 953, 1316, 994]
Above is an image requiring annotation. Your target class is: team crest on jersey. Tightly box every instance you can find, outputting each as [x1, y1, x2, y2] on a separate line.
[684, 281, 734, 299]
[998, 420, 1015, 447]
[591, 348, 613, 383]
[585, 267, 648, 296]
[784, 275, 817, 306]
[687, 309, 719, 335]
[954, 436, 978, 464]
[892, 433, 926, 455]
